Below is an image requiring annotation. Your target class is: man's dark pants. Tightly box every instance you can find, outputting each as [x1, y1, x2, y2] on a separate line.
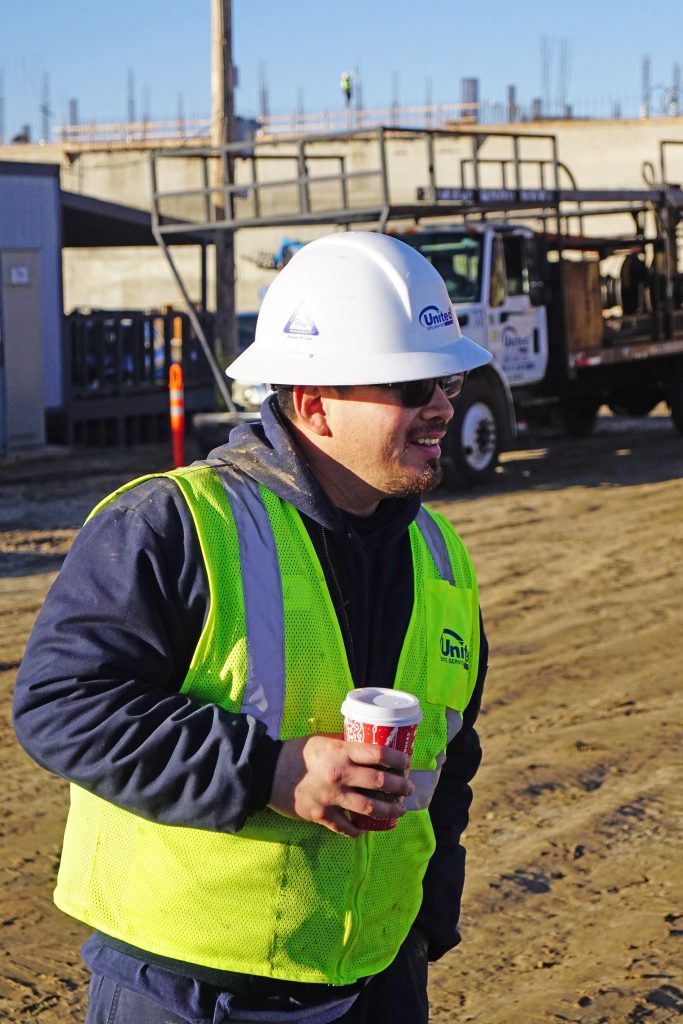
[85, 929, 430, 1023]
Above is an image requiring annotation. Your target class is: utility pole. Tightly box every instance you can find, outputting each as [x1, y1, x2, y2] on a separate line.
[212, 0, 237, 373]
[40, 73, 52, 143]
[258, 61, 270, 124]
[641, 56, 651, 118]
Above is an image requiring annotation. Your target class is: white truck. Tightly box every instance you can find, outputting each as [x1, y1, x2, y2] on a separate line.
[395, 219, 683, 486]
[150, 126, 683, 487]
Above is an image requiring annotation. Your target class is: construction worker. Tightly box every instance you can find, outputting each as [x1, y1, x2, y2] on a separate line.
[14, 232, 491, 1023]
[341, 70, 353, 107]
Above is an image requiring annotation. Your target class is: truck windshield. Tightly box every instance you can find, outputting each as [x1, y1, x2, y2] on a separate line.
[415, 236, 482, 304]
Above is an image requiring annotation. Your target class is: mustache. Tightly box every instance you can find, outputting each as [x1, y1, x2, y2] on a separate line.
[406, 419, 450, 442]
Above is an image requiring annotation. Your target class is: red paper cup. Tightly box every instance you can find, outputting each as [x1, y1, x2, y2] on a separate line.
[341, 687, 422, 831]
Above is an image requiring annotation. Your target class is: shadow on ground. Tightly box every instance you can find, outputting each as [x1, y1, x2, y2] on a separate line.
[442, 411, 683, 501]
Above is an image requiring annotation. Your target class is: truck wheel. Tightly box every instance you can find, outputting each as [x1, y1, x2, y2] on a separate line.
[442, 381, 501, 488]
[558, 397, 601, 438]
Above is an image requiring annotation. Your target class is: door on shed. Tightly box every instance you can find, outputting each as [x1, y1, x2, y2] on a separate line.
[0, 250, 45, 451]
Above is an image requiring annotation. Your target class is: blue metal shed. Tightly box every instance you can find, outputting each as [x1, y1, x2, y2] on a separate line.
[0, 162, 63, 456]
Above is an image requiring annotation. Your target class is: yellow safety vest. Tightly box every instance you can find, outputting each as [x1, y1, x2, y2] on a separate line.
[54, 464, 480, 985]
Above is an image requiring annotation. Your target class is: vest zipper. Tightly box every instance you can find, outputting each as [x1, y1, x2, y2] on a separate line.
[338, 831, 371, 977]
[320, 526, 357, 680]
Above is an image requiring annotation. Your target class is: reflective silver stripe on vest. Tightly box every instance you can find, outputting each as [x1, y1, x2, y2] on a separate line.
[445, 707, 463, 745]
[405, 769, 440, 811]
[218, 471, 286, 739]
[415, 506, 454, 585]
[404, 708, 463, 810]
[411, 507, 461, 810]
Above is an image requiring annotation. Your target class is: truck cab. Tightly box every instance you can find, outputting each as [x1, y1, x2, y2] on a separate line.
[395, 226, 530, 485]
[403, 225, 549, 387]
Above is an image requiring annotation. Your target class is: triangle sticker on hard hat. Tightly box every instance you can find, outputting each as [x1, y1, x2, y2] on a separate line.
[283, 302, 319, 336]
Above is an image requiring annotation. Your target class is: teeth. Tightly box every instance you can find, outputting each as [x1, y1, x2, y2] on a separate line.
[414, 438, 439, 445]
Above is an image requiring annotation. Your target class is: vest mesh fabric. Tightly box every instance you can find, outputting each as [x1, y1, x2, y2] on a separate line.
[54, 467, 479, 984]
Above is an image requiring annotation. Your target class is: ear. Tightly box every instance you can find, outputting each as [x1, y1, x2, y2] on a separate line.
[292, 385, 332, 436]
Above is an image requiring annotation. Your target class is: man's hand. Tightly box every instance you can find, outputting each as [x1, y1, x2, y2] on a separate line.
[268, 735, 414, 837]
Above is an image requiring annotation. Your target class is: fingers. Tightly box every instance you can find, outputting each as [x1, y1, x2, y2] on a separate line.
[304, 790, 408, 838]
[343, 787, 409, 822]
[345, 741, 411, 774]
[267, 735, 414, 836]
[319, 808, 364, 839]
[342, 763, 413, 799]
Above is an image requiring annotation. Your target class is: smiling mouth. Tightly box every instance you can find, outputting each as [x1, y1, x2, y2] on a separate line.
[407, 420, 449, 457]
[406, 436, 444, 463]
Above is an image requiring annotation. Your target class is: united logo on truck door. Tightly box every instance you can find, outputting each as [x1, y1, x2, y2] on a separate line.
[440, 628, 470, 670]
[502, 325, 530, 352]
[500, 323, 537, 378]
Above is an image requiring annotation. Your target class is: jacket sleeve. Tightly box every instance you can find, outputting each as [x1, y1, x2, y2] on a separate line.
[413, 612, 488, 961]
[12, 477, 282, 834]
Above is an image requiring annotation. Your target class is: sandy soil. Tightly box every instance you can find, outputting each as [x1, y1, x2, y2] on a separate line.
[1, 411, 681, 1022]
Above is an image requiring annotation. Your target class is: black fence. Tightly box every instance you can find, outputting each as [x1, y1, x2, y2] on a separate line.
[50, 310, 218, 446]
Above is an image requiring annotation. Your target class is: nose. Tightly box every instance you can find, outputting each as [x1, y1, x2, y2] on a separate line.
[423, 382, 455, 423]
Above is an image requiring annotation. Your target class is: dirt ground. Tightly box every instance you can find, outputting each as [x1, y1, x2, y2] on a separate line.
[1, 409, 681, 1023]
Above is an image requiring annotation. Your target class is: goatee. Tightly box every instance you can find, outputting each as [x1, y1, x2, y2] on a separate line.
[388, 458, 443, 498]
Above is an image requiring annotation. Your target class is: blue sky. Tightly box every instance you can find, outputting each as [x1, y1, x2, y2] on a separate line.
[1, 0, 682, 141]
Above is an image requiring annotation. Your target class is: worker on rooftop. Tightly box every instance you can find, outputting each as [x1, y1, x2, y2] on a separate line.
[341, 70, 353, 107]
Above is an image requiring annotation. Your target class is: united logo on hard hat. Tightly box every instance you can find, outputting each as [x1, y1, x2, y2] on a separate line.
[419, 305, 455, 330]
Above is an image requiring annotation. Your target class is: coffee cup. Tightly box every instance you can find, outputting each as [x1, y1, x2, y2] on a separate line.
[340, 687, 422, 831]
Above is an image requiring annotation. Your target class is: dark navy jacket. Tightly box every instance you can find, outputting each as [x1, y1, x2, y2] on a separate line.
[13, 395, 487, 1018]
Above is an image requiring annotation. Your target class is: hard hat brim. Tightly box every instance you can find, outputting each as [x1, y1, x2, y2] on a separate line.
[227, 333, 491, 385]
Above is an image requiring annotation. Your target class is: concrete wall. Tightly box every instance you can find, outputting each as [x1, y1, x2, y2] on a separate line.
[2, 117, 683, 314]
[491, 117, 683, 190]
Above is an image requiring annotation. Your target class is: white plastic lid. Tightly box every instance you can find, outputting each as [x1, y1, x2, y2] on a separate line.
[340, 687, 422, 727]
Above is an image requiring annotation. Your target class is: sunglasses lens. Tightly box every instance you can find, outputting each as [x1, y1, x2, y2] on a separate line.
[440, 373, 466, 400]
[399, 379, 436, 407]
[375, 373, 467, 407]
[400, 374, 466, 405]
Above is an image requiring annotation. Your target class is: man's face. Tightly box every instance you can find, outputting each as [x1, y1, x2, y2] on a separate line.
[321, 381, 455, 503]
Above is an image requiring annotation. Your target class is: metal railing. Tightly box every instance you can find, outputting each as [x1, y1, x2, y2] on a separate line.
[55, 118, 213, 146]
[150, 126, 573, 237]
[50, 98, 680, 149]
[57, 310, 218, 446]
[150, 126, 673, 241]
[256, 103, 479, 137]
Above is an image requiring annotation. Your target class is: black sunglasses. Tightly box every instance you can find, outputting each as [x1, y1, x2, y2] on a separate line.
[373, 373, 467, 408]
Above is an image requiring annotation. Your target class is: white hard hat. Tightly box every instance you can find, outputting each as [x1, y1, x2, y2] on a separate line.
[226, 231, 491, 385]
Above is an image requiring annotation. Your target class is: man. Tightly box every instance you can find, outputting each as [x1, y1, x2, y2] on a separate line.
[340, 70, 353, 107]
[14, 232, 490, 1023]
